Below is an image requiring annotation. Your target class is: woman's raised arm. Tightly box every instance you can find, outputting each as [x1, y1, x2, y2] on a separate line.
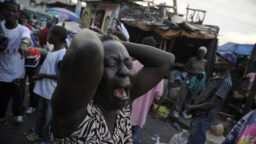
[52, 29, 104, 115]
[122, 42, 175, 100]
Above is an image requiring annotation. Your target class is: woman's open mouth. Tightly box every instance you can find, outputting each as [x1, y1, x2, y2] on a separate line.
[113, 88, 129, 100]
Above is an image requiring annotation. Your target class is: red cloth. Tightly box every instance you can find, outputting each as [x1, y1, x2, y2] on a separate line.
[26, 24, 32, 31]
[25, 48, 41, 67]
[39, 27, 50, 46]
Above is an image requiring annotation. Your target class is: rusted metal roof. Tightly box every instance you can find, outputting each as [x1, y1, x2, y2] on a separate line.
[122, 17, 219, 40]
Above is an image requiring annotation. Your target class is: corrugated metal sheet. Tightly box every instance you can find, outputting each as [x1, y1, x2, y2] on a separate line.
[122, 18, 219, 40]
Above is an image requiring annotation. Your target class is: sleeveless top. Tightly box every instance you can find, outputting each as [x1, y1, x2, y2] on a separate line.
[51, 101, 133, 144]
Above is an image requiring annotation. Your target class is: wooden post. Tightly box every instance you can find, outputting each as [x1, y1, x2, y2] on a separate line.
[173, 0, 177, 15]
[185, 4, 189, 22]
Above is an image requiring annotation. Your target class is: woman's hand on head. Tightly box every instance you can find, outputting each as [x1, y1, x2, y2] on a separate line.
[121, 42, 175, 100]
[52, 29, 105, 114]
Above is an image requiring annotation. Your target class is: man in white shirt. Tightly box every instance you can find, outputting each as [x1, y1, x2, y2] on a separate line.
[0, 0, 31, 125]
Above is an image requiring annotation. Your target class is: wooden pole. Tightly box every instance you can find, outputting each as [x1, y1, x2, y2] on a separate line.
[185, 4, 189, 22]
[173, 0, 177, 15]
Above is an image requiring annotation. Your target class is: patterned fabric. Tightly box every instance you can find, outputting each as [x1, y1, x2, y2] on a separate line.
[192, 74, 232, 122]
[51, 101, 133, 144]
[222, 110, 256, 144]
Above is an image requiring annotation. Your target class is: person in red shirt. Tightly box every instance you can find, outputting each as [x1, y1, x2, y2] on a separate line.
[39, 21, 52, 47]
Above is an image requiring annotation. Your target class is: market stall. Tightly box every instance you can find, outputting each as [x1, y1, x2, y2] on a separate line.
[121, 16, 219, 75]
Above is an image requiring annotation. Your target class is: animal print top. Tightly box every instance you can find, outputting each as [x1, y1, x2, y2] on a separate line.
[51, 101, 133, 144]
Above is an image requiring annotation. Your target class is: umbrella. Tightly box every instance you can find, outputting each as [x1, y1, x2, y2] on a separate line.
[25, 8, 53, 20]
[46, 7, 79, 22]
[56, 21, 81, 34]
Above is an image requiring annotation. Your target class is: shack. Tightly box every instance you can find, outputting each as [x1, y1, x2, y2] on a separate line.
[121, 15, 219, 75]
[80, 0, 219, 74]
[118, 1, 221, 131]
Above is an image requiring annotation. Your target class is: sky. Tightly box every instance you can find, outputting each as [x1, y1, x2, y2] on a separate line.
[153, 0, 256, 45]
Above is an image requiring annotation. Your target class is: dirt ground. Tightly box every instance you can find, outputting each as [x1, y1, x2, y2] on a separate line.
[0, 88, 180, 144]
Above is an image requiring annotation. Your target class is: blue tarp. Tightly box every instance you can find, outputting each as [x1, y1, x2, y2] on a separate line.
[218, 42, 254, 56]
[0, 0, 18, 2]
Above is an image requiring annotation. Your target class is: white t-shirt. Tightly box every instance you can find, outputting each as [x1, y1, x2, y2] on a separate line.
[0, 22, 31, 82]
[33, 48, 66, 100]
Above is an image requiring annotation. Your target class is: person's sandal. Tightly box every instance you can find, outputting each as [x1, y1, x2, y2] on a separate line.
[25, 132, 42, 142]
[0, 118, 8, 126]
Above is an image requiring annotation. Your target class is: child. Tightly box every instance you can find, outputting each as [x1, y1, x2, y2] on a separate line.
[33, 26, 67, 144]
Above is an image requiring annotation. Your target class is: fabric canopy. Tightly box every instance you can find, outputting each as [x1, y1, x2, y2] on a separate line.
[56, 21, 81, 33]
[218, 42, 254, 56]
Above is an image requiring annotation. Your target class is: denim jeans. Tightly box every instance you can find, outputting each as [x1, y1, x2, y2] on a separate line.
[175, 80, 188, 112]
[35, 97, 52, 143]
[132, 126, 143, 144]
[187, 116, 211, 144]
[26, 67, 40, 108]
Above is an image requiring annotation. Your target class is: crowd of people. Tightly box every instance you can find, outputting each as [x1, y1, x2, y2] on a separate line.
[0, 1, 255, 144]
